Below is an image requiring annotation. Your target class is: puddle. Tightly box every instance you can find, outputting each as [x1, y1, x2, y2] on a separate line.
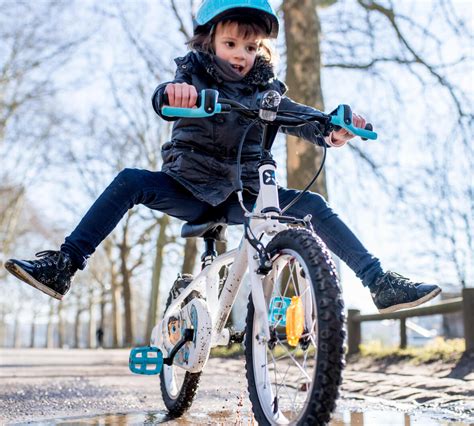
[19, 407, 474, 425]
[331, 409, 473, 425]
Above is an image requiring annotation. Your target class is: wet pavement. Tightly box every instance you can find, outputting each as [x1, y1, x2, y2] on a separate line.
[0, 349, 473, 425]
[8, 403, 474, 425]
[14, 407, 474, 425]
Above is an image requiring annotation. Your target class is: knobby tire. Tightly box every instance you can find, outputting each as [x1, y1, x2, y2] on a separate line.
[245, 228, 346, 425]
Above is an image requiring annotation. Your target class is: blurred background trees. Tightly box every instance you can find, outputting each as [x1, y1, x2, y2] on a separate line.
[0, 0, 471, 348]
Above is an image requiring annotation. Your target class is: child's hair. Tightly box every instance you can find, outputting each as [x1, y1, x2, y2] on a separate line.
[187, 17, 276, 64]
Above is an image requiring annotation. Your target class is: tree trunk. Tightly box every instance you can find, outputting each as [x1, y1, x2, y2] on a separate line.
[57, 303, 65, 348]
[121, 266, 133, 346]
[29, 322, 35, 348]
[46, 302, 55, 348]
[88, 287, 96, 348]
[104, 238, 121, 347]
[146, 214, 169, 339]
[182, 238, 198, 274]
[112, 283, 122, 347]
[0, 310, 6, 347]
[98, 288, 106, 347]
[283, 0, 328, 198]
[74, 307, 82, 348]
[120, 221, 134, 346]
[13, 316, 21, 348]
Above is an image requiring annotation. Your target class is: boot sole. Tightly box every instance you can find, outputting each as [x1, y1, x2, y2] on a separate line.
[4, 261, 64, 301]
[378, 287, 442, 314]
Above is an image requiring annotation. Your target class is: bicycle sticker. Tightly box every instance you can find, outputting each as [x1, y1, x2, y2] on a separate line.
[190, 304, 198, 347]
[178, 319, 190, 365]
[263, 169, 276, 185]
[167, 315, 181, 345]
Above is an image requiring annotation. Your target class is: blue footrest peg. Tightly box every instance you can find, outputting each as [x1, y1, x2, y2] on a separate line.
[129, 346, 163, 375]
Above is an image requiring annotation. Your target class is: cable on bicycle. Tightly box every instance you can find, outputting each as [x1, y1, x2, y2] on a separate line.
[227, 101, 330, 219]
[235, 118, 260, 191]
[234, 117, 261, 214]
[230, 116, 273, 271]
[243, 214, 273, 273]
[275, 111, 329, 214]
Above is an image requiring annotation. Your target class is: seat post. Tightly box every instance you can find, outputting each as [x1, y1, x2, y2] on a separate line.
[201, 237, 217, 269]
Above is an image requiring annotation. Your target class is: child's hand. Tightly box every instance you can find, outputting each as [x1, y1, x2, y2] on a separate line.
[329, 113, 367, 146]
[165, 83, 198, 108]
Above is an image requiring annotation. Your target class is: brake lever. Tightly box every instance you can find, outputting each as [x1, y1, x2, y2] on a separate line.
[329, 105, 377, 140]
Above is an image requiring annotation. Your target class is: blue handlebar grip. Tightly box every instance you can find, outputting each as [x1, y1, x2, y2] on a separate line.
[162, 89, 221, 118]
[330, 105, 378, 140]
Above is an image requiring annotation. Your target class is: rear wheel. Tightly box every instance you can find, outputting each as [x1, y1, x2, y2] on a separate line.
[245, 229, 346, 425]
[159, 274, 201, 417]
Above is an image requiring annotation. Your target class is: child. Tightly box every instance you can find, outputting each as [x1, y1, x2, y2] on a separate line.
[5, 0, 441, 313]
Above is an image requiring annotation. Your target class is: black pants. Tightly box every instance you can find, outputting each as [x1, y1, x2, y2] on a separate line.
[61, 169, 383, 287]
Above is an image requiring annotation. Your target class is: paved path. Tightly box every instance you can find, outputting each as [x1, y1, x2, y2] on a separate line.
[342, 354, 474, 421]
[1, 349, 473, 424]
[0, 349, 252, 424]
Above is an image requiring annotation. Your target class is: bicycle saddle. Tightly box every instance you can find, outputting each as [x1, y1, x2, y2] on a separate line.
[181, 220, 228, 242]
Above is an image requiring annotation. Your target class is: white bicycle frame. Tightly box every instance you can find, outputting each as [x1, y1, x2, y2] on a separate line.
[154, 160, 288, 368]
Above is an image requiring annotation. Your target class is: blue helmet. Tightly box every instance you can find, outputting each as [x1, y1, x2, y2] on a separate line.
[194, 0, 279, 38]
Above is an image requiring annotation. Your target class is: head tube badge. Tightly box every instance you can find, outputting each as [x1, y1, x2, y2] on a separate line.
[263, 169, 276, 185]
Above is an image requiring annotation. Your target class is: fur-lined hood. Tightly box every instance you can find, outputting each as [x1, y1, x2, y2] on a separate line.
[175, 51, 276, 86]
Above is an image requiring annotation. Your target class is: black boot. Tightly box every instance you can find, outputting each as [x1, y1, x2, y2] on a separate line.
[371, 271, 441, 313]
[5, 250, 76, 300]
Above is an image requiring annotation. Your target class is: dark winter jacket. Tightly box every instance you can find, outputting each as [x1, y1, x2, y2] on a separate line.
[152, 51, 328, 206]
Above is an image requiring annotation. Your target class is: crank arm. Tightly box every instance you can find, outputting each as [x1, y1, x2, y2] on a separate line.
[163, 328, 194, 366]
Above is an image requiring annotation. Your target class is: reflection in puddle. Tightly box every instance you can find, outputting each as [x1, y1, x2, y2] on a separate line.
[331, 410, 472, 426]
[28, 409, 242, 425]
[24, 407, 474, 425]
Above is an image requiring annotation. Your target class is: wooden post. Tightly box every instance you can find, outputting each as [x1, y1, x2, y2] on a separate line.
[347, 309, 361, 355]
[400, 319, 407, 349]
[462, 288, 474, 352]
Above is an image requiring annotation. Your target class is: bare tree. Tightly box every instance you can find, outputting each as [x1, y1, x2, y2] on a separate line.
[0, 1, 90, 264]
[46, 300, 56, 348]
[146, 215, 172, 340]
[283, 0, 329, 197]
[281, 0, 472, 287]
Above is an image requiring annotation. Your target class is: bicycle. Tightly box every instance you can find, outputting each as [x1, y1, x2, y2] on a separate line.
[129, 89, 377, 425]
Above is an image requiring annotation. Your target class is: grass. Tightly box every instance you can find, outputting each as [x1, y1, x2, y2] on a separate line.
[211, 343, 245, 358]
[359, 337, 465, 364]
[211, 342, 312, 359]
[211, 338, 466, 365]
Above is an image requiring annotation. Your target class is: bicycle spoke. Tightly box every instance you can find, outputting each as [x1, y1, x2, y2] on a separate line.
[288, 260, 299, 296]
[247, 231, 344, 425]
[259, 255, 318, 419]
[281, 262, 292, 297]
[268, 349, 299, 412]
[269, 346, 314, 418]
[274, 340, 313, 383]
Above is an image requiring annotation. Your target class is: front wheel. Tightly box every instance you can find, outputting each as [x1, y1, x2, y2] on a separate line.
[245, 229, 346, 426]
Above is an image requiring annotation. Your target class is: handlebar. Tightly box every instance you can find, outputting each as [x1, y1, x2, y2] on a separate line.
[162, 89, 231, 117]
[161, 89, 377, 140]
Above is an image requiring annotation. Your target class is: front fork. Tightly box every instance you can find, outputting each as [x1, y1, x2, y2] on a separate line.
[248, 245, 272, 341]
[248, 160, 286, 341]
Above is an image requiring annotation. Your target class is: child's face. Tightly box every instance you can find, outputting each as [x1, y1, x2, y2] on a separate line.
[214, 22, 261, 77]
